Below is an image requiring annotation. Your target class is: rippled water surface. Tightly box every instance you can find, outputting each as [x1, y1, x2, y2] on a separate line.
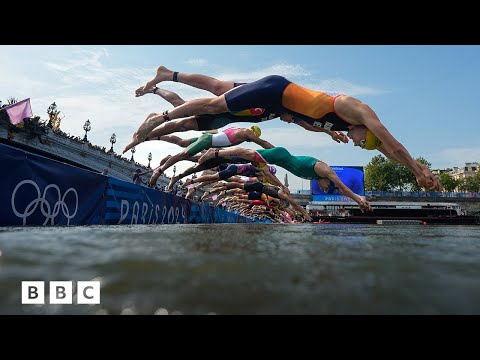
[1, 223, 480, 315]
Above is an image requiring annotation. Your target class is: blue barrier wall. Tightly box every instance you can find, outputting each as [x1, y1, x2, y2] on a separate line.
[104, 177, 260, 225]
[0, 143, 265, 226]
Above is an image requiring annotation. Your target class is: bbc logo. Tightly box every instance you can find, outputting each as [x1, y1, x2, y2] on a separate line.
[22, 281, 100, 305]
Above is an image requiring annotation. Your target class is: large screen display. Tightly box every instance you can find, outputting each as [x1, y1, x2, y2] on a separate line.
[311, 166, 364, 202]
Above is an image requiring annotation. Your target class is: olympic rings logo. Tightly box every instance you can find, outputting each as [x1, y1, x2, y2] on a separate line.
[11, 180, 78, 225]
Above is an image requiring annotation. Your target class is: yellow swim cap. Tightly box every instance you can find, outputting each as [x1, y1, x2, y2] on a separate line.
[363, 130, 382, 150]
[250, 125, 261, 137]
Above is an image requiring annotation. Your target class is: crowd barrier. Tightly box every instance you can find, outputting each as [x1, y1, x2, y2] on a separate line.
[0, 143, 267, 226]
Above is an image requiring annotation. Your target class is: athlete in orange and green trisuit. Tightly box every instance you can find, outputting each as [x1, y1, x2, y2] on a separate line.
[133, 70, 442, 191]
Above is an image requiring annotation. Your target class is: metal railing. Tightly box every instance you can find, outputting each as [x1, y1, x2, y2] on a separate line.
[365, 191, 480, 198]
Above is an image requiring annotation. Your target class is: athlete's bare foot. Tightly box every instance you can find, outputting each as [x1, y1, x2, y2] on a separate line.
[166, 174, 180, 191]
[149, 167, 163, 188]
[135, 86, 149, 97]
[123, 137, 141, 154]
[184, 178, 193, 187]
[143, 65, 175, 92]
[125, 112, 161, 153]
[198, 148, 217, 164]
[134, 114, 167, 143]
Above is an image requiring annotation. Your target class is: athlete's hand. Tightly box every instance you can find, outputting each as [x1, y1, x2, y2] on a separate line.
[331, 131, 349, 144]
[358, 198, 373, 213]
[279, 113, 295, 123]
[307, 214, 313, 222]
[416, 161, 444, 191]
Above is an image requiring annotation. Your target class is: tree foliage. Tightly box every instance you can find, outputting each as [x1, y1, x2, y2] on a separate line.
[364, 155, 390, 191]
[438, 173, 459, 192]
[458, 175, 480, 192]
[364, 155, 436, 192]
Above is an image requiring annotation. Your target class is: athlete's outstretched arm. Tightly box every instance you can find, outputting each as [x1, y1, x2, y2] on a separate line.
[293, 119, 349, 144]
[314, 161, 372, 213]
[277, 189, 312, 222]
[256, 166, 288, 193]
[334, 96, 441, 191]
[246, 132, 275, 149]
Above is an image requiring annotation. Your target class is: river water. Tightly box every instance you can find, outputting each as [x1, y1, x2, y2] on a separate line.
[1, 223, 479, 315]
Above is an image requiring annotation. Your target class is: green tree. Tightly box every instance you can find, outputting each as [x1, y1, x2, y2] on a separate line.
[475, 171, 480, 192]
[365, 155, 435, 192]
[386, 161, 408, 191]
[463, 176, 480, 192]
[365, 155, 390, 191]
[365, 155, 407, 191]
[396, 163, 413, 191]
[457, 178, 468, 192]
[438, 173, 459, 192]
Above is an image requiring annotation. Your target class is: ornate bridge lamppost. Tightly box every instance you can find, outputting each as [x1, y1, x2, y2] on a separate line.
[83, 119, 91, 142]
[109, 133, 116, 153]
[173, 165, 176, 177]
[47, 102, 58, 128]
[130, 146, 136, 161]
[148, 152, 152, 168]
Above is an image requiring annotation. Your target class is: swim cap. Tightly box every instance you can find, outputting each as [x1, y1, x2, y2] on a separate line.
[363, 130, 382, 150]
[250, 125, 261, 137]
[268, 165, 277, 175]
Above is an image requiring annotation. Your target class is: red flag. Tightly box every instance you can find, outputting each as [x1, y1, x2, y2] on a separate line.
[4, 98, 33, 125]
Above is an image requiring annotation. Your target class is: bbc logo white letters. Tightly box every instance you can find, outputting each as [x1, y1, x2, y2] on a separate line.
[22, 281, 45, 304]
[50, 281, 73, 304]
[77, 281, 100, 304]
[22, 281, 100, 304]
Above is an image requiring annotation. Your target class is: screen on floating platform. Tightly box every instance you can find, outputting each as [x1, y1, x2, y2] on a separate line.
[311, 166, 364, 202]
